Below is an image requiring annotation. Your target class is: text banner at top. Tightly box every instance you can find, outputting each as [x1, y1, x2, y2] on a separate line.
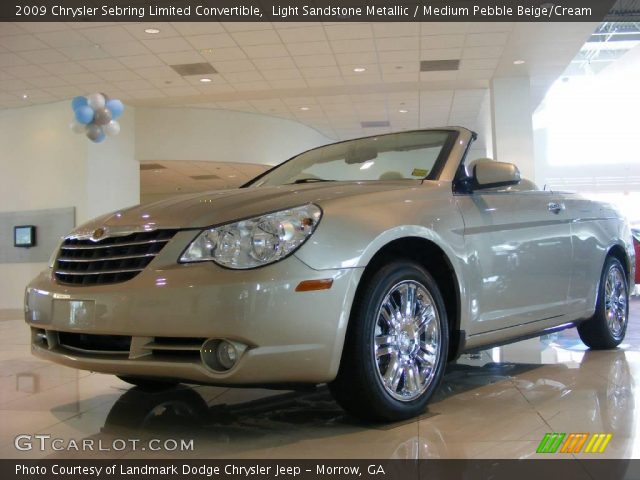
[1, 0, 626, 22]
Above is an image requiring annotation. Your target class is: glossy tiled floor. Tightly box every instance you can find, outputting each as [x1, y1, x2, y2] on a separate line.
[1, 299, 639, 459]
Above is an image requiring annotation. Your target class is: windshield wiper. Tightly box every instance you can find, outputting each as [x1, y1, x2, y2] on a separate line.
[290, 178, 336, 184]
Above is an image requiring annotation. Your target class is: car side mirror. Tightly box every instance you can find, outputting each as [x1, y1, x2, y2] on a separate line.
[469, 159, 521, 190]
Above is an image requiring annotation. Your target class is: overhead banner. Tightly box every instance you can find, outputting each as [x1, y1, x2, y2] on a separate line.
[1, 0, 631, 22]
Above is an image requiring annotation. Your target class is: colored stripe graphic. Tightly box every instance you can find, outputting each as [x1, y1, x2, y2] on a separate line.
[560, 433, 588, 453]
[574, 433, 589, 453]
[598, 434, 613, 453]
[539, 433, 613, 454]
[536, 433, 553, 453]
[585, 433, 613, 453]
[537, 433, 565, 453]
[549, 433, 566, 453]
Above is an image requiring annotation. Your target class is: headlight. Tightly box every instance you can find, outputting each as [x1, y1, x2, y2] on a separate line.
[179, 204, 322, 269]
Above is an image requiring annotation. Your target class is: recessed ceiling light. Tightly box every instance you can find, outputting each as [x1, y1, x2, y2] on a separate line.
[93, 44, 101, 49]
[145, 28, 161, 34]
[201, 48, 214, 54]
[21, 94, 28, 100]
[513, 60, 525, 65]
[300, 106, 310, 111]
[399, 109, 409, 113]
[353, 67, 366, 73]
[199, 78, 212, 83]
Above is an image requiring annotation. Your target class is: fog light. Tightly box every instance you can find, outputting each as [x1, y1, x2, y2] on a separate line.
[200, 338, 245, 371]
[217, 341, 237, 369]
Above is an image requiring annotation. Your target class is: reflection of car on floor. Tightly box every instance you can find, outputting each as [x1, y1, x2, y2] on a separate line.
[94, 349, 632, 462]
[24, 127, 635, 421]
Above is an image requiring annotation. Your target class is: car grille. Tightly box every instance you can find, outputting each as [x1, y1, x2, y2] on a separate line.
[50, 331, 205, 360]
[58, 332, 132, 354]
[143, 337, 206, 361]
[55, 230, 177, 286]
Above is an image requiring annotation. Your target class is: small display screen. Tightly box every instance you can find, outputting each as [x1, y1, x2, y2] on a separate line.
[14, 226, 36, 248]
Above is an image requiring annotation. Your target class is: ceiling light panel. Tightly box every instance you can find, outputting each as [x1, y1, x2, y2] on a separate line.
[420, 59, 460, 72]
[170, 62, 218, 76]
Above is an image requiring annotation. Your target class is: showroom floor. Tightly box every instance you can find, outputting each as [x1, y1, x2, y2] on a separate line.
[0, 299, 638, 459]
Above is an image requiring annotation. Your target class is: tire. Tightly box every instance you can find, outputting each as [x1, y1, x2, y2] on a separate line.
[330, 260, 449, 422]
[117, 375, 180, 391]
[578, 256, 629, 349]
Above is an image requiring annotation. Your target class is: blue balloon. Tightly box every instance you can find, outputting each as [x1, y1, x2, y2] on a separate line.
[106, 99, 124, 119]
[94, 132, 106, 143]
[71, 96, 87, 110]
[75, 105, 94, 125]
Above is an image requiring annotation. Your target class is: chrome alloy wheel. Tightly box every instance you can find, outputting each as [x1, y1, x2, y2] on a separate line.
[605, 264, 628, 338]
[373, 280, 441, 402]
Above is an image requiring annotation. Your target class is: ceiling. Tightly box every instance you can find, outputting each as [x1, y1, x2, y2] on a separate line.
[0, 21, 599, 140]
[140, 160, 268, 201]
[566, 21, 640, 75]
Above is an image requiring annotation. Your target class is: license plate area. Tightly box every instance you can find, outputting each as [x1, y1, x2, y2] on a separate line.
[52, 299, 96, 329]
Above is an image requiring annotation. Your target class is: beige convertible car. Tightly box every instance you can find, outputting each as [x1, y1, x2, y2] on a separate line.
[25, 127, 635, 421]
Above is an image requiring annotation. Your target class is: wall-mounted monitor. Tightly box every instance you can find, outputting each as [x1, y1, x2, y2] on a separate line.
[14, 225, 36, 248]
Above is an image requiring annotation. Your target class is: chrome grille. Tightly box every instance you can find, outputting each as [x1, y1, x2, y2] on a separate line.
[58, 332, 131, 355]
[55, 230, 177, 286]
[144, 337, 205, 361]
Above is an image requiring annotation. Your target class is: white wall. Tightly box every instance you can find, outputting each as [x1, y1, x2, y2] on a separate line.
[86, 108, 139, 219]
[136, 107, 332, 166]
[0, 102, 85, 311]
[0, 102, 88, 221]
[491, 76, 537, 183]
[465, 89, 494, 163]
[0, 101, 139, 310]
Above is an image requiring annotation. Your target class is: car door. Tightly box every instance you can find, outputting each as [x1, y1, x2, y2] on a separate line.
[456, 188, 574, 335]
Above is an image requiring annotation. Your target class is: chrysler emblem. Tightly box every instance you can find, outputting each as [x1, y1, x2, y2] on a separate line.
[67, 224, 154, 242]
[91, 227, 107, 241]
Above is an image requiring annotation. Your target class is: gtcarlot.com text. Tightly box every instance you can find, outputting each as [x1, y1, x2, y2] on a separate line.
[14, 434, 194, 452]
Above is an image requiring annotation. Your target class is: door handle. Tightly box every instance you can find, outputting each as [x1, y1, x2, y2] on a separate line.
[548, 202, 565, 214]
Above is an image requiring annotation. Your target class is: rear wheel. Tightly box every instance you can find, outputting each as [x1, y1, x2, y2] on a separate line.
[117, 375, 180, 391]
[578, 256, 629, 349]
[330, 260, 448, 422]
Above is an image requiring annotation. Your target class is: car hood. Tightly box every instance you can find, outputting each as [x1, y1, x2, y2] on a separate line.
[73, 180, 430, 232]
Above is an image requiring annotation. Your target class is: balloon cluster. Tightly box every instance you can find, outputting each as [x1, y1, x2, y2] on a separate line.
[70, 93, 124, 143]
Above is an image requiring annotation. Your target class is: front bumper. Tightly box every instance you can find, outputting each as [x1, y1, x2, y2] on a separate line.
[25, 234, 362, 385]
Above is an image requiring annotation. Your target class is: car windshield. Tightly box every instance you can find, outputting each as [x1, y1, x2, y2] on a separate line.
[248, 130, 452, 187]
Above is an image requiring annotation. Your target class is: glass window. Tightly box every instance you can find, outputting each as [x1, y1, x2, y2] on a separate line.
[249, 130, 452, 187]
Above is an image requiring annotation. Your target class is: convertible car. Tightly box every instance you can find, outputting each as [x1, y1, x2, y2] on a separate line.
[25, 127, 635, 421]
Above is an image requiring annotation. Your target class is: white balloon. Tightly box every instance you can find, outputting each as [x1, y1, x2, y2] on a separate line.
[103, 120, 120, 136]
[70, 120, 86, 134]
[86, 92, 105, 110]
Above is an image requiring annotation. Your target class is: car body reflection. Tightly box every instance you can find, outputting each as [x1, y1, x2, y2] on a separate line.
[88, 346, 633, 460]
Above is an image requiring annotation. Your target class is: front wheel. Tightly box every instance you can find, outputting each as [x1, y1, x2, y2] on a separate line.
[578, 256, 629, 349]
[330, 261, 449, 422]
